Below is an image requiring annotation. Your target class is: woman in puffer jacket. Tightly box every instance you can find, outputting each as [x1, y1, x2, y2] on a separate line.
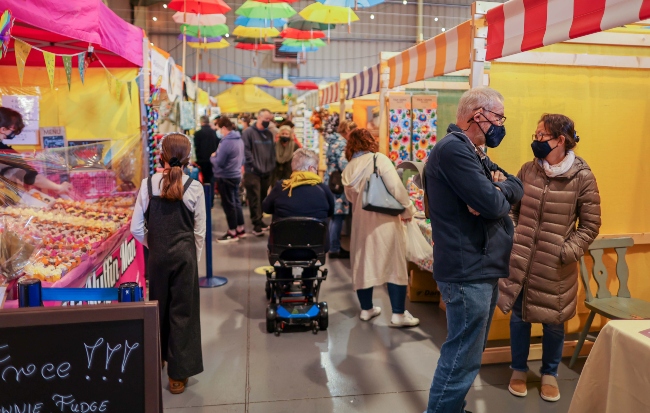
[497, 114, 601, 403]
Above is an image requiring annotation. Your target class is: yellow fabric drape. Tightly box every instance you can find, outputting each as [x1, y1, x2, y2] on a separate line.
[282, 171, 322, 197]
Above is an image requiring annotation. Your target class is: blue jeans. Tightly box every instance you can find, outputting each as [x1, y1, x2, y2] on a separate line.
[427, 280, 499, 413]
[329, 214, 345, 253]
[510, 292, 565, 377]
[356, 283, 406, 314]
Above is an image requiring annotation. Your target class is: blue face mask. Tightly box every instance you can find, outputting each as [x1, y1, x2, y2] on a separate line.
[237, 124, 243, 131]
[216, 130, 223, 139]
[471, 112, 506, 148]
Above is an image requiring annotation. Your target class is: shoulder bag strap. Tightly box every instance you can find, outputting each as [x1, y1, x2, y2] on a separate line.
[182, 177, 194, 194]
[147, 176, 153, 199]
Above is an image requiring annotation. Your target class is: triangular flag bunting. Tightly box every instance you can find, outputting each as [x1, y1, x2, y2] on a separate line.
[14, 39, 32, 86]
[106, 70, 113, 93]
[127, 81, 133, 102]
[78, 52, 86, 84]
[62, 56, 73, 90]
[116, 79, 122, 101]
[43, 51, 56, 89]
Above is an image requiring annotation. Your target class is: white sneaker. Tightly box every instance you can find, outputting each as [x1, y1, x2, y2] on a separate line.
[360, 307, 381, 321]
[390, 310, 420, 327]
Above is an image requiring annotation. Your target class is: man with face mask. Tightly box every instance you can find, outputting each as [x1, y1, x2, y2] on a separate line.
[0, 107, 71, 195]
[242, 108, 276, 236]
[424, 87, 523, 413]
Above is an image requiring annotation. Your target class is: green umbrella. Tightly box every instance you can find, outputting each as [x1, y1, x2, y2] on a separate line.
[282, 38, 326, 48]
[180, 24, 229, 38]
[235, 1, 297, 20]
[287, 15, 336, 31]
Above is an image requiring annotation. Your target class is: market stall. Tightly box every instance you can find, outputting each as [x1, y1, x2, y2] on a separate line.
[0, 1, 148, 307]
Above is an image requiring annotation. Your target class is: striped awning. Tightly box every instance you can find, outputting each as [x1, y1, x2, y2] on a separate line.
[320, 82, 340, 106]
[486, 0, 650, 61]
[387, 20, 472, 89]
[346, 64, 380, 99]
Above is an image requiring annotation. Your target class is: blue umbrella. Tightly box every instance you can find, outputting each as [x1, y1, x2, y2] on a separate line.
[234, 16, 287, 28]
[280, 45, 320, 53]
[316, 0, 384, 8]
[177, 34, 223, 42]
[219, 74, 244, 83]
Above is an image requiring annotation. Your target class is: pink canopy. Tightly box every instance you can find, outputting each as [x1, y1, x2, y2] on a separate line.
[0, 0, 144, 67]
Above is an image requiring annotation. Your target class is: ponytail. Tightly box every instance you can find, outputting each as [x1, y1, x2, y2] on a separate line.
[159, 133, 191, 201]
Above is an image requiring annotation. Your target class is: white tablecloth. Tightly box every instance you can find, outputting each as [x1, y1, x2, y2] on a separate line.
[568, 320, 650, 413]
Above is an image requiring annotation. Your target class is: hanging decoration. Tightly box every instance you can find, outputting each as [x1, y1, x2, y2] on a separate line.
[316, 0, 384, 10]
[62, 55, 73, 90]
[14, 38, 31, 86]
[172, 12, 227, 26]
[244, 77, 270, 86]
[127, 81, 133, 101]
[188, 39, 230, 49]
[218, 74, 244, 84]
[106, 69, 113, 93]
[269, 78, 295, 88]
[177, 34, 222, 42]
[280, 27, 326, 40]
[43, 51, 56, 89]
[77, 52, 86, 84]
[0, 9, 14, 58]
[115, 79, 122, 101]
[235, 38, 275, 51]
[180, 23, 229, 38]
[233, 26, 280, 38]
[235, 1, 297, 26]
[234, 16, 287, 28]
[299, 3, 359, 37]
[168, 0, 232, 15]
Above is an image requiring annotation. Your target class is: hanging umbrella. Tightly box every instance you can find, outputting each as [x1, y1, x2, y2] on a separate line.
[234, 16, 287, 28]
[245, 77, 270, 86]
[219, 74, 244, 84]
[180, 24, 229, 38]
[269, 79, 295, 88]
[294, 81, 319, 90]
[192, 73, 219, 82]
[283, 38, 327, 48]
[300, 3, 359, 24]
[288, 15, 335, 31]
[172, 12, 227, 26]
[316, 0, 384, 8]
[251, 0, 300, 3]
[280, 28, 325, 39]
[236, 1, 297, 20]
[177, 34, 223, 42]
[233, 26, 280, 38]
[188, 39, 231, 49]
[235, 42, 276, 51]
[168, 0, 231, 14]
[279, 45, 320, 53]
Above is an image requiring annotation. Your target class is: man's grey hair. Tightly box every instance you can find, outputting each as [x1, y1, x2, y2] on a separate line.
[291, 148, 319, 172]
[456, 87, 504, 124]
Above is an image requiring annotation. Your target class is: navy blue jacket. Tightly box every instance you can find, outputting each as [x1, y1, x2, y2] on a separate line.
[425, 124, 523, 283]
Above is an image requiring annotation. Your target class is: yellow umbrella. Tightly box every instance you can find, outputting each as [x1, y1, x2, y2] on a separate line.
[299, 3, 359, 24]
[245, 77, 270, 86]
[269, 79, 295, 88]
[233, 26, 281, 38]
[187, 39, 231, 49]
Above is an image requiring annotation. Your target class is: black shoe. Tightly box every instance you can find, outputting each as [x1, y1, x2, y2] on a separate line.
[252, 226, 265, 236]
[236, 229, 247, 238]
[330, 249, 350, 259]
[260, 223, 270, 232]
[216, 232, 239, 243]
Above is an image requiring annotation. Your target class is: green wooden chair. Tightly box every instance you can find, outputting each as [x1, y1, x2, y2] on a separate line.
[569, 237, 650, 368]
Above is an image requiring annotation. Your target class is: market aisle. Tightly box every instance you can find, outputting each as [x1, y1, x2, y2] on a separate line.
[162, 205, 585, 413]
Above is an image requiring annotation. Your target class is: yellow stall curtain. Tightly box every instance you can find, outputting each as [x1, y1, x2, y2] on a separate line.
[0, 66, 141, 151]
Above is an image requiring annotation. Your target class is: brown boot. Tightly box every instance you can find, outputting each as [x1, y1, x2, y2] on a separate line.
[540, 374, 560, 402]
[169, 377, 188, 395]
[508, 370, 528, 397]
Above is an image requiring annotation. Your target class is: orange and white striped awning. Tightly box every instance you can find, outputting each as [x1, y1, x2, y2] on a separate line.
[387, 20, 472, 89]
[319, 82, 340, 106]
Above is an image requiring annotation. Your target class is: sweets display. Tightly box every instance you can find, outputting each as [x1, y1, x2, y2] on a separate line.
[0, 195, 135, 283]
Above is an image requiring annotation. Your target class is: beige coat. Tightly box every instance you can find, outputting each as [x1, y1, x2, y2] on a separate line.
[342, 152, 417, 291]
[497, 156, 601, 324]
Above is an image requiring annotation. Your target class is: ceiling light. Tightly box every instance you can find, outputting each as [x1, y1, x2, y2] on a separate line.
[441, 28, 446, 32]
[403, 0, 407, 4]
[225, 33, 230, 37]
[434, 17, 439, 22]
[150, 42, 154, 46]
[370, 14, 375, 19]
[152, 16, 158, 21]
[163, 4, 167, 8]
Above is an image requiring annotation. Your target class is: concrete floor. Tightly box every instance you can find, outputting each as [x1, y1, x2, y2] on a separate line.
[162, 206, 586, 413]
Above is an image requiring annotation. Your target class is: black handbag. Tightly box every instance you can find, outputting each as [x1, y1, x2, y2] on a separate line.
[328, 170, 344, 195]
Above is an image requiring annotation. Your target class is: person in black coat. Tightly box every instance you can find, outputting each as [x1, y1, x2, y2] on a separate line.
[194, 115, 220, 205]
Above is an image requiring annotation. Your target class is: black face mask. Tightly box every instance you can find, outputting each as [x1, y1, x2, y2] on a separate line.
[3, 130, 17, 140]
[469, 113, 506, 148]
[280, 137, 291, 143]
[531, 139, 559, 159]
[261, 121, 270, 129]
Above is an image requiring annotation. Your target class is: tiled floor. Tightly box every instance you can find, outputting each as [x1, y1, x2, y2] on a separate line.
[162, 206, 585, 413]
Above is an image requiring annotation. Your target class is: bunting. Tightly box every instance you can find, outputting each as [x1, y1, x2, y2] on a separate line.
[106, 70, 113, 93]
[14, 39, 31, 86]
[43, 51, 56, 89]
[127, 81, 133, 101]
[78, 52, 86, 84]
[62, 55, 73, 90]
[116, 79, 122, 101]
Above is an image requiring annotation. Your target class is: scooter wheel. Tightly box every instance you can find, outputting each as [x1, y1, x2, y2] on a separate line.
[319, 302, 328, 331]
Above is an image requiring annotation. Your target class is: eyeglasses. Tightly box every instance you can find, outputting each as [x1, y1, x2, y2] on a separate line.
[532, 132, 554, 141]
[482, 108, 506, 125]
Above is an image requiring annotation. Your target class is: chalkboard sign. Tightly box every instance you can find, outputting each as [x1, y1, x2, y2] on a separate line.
[0, 303, 161, 413]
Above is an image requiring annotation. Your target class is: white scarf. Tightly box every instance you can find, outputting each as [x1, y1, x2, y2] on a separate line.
[539, 150, 575, 177]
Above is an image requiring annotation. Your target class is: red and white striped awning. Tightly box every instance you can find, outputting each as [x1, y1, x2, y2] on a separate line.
[387, 20, 472, 89]
[346, 64, 380, 100]
[319, 82, 340, 106]
[486, 0, 650, 61]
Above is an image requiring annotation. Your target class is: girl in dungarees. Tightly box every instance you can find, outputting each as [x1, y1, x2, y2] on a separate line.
[131, 133, 206, 394]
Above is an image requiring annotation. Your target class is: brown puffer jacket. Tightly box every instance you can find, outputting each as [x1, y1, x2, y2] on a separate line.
[497, 156, 601, 324]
